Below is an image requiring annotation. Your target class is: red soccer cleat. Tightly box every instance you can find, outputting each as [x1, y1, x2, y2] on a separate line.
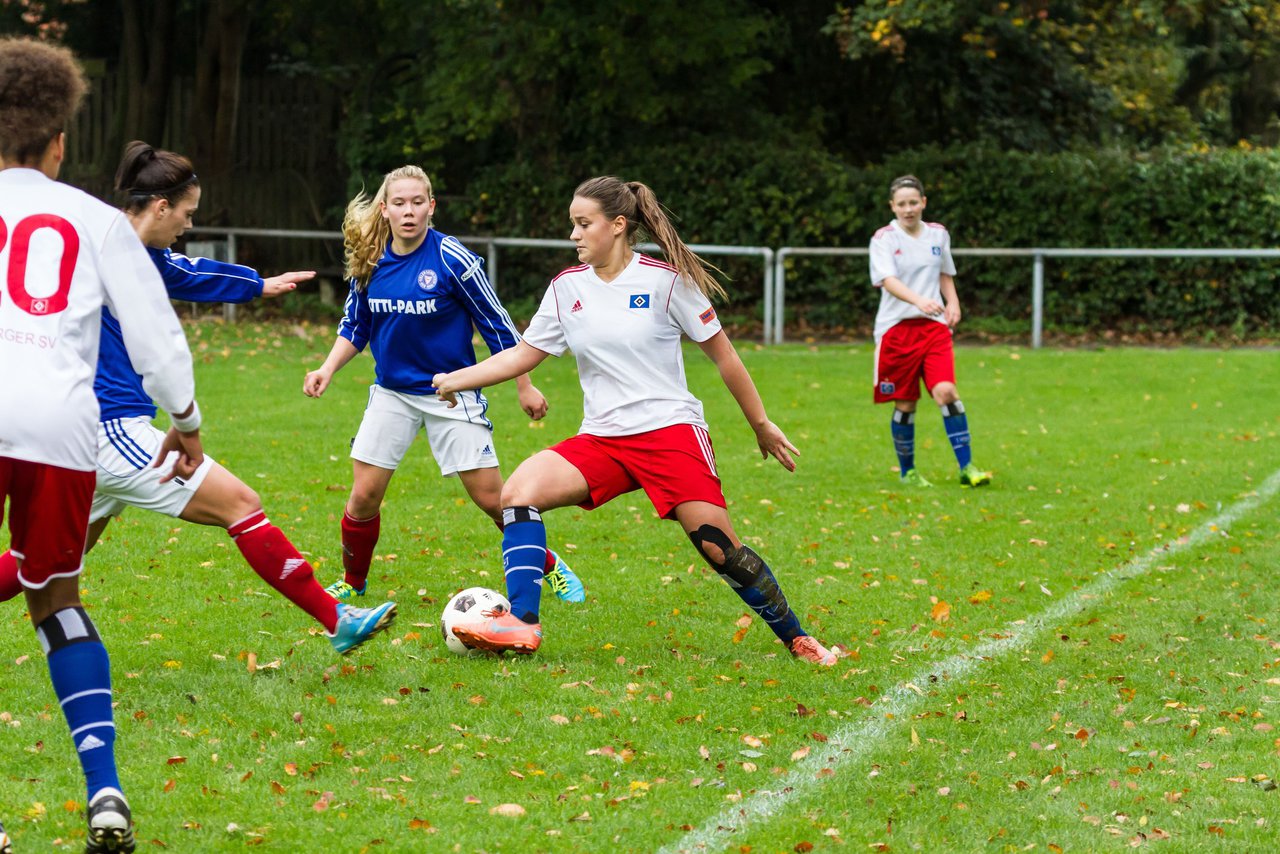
[790, 635, 839, 666]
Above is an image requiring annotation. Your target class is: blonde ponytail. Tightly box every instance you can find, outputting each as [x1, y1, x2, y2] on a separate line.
[573, 176, 728, 302]
[343, 165, 433, 288]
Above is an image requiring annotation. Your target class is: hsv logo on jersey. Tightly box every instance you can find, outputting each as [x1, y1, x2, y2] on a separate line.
[931, 246, 942, 256]
[629, 294, 650, 309]
[570, 300, 583, 313]
[699, 307, 716, 325]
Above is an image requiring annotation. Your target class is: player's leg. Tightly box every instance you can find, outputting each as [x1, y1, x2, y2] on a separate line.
[676, 501, 837, 666]
[179, 465, 351, 633]
[876, 323, 930, 486]
[3, 458, 137, 851]
[923, 333, 990, 487]
[450, 448, 595, 654]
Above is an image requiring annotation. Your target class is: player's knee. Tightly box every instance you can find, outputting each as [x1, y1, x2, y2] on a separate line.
[932, 383, 958, 405]
[499, 476, 538, 509]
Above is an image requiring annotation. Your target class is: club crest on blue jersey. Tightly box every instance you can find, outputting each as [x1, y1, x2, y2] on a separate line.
[879, 380, 896, 395]
[629, 293, 650, 309]
[931, 246, 942, 256]
[417, 269, 439, 291]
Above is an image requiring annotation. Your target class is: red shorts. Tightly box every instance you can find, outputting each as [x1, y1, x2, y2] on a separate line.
[551, 424, 726, 520]
[874, 318, 956, 403]
[0, 456, 94, 589]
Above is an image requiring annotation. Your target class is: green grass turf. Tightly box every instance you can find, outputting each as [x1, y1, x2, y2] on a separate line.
[2, 321, 1278, 852]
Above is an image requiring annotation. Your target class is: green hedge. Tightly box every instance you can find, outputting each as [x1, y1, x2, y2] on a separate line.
[442, 142, 1280, 338]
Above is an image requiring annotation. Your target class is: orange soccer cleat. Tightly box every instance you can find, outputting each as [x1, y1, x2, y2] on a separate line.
[790, 635, 839, 666]
[452, 610, 543, 655]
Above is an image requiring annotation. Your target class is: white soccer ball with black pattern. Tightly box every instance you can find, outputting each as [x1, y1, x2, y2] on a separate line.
[441, 586, 510, 655]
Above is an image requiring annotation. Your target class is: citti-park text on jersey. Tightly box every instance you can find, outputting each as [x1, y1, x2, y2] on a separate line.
[368, 298, 438, 315]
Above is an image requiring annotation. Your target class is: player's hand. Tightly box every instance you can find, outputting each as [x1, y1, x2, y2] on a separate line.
[303, 367, 332, 397]
[432, 372, 459, 408]
[153, 426, 204, 483]
[944, 300, 961, 328]
[263, 270, 314, 298]
[754, 420, 799, 472]
[916, 298, 944, 317]
[519, 383, 549, 420]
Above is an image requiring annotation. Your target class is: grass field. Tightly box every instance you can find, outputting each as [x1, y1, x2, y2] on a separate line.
[2, 320, 1278, 853]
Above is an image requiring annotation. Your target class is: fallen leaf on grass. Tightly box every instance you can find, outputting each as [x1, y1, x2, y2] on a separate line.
[490, 803, 525, 817]
[930, 601, 951, 623]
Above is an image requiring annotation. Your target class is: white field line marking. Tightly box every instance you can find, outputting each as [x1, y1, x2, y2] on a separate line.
[661, 467, 1280, 854]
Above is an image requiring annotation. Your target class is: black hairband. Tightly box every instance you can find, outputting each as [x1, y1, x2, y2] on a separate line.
[128, 172, 198, 199]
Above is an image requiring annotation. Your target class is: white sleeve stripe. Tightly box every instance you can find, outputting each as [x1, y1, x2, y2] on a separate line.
[442, 240, 520, 342]
[165, 254, 260, 286]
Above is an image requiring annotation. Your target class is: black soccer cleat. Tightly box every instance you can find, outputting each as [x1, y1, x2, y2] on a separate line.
[85, 787, 135, 853]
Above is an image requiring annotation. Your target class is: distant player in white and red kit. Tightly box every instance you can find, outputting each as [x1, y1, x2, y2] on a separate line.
[0, 141, 397, 656]
[432, 176, 840, 666]
[0, 37, 199, 853]
[869, 174, 991, 488]
[303, 166, 583, 605]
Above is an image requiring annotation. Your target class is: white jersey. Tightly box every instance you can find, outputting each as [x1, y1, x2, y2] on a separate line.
[522, 252, 722, 437]
[0, 168, 195, 471]
[868, 219, 957, 341]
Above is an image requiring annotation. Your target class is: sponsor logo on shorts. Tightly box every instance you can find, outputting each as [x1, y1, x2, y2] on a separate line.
[417, 269, 439, 291]
[481, 444, 493, 456]
[629, 293, 650, 309]
[879, 380, 896, 395]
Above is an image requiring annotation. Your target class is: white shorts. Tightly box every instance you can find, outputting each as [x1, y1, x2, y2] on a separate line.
[350, 385, 500, 477]
[91, 416, 216, 523]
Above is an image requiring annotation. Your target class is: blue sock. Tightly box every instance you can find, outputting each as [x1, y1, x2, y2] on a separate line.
[891, 409, 916, 475]
[941, 400, 972, 469]
[37, 607, 121, 801]
[502, 506, 546, 622]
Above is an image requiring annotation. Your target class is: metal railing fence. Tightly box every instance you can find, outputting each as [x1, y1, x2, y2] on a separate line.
[186, 228, 1280, 347]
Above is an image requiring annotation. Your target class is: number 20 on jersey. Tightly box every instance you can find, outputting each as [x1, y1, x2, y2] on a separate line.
[0, 213, 80, 316]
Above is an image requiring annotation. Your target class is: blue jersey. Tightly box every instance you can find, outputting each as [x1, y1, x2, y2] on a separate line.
[337, 229, 518, 395]
[96, 247, 264, 421]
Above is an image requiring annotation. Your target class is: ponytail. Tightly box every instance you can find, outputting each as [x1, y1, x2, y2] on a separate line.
[574, 176, 727, 302]
[114, 140, 198, 213]
[343, 165, 433, 289]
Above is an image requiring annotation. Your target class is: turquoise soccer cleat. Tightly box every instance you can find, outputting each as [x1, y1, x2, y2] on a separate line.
[544, 551, 585, 603]
[329, 601, 397, 654]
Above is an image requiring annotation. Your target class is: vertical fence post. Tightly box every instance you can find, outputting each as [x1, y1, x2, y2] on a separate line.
[760, 248, 774, 346]
[773, 250, 786, 345]
[487, 242, 499, 296]
[1032, 251, 1044, 349]
[223, 233, 239, 324]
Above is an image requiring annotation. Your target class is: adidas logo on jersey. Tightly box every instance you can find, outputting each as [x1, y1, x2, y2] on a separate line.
[78, 733, 106, 753]
[281, 558, 305, 580]
[570, 300, 583, 313]
[894, 249, 903, 255]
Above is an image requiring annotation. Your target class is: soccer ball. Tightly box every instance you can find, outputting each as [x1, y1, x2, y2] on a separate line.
[441, 586, 510, 655]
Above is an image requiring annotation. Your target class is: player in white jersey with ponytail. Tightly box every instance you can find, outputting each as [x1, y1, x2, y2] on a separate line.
[304, 166, 583, 605]
[0, 37, 199, 854]
[869, 174, 991, 488]
[433, 176, 840, 666]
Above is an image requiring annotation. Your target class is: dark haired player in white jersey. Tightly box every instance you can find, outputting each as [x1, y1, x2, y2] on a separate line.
[304, 166, 583, 605]
[433, 176, 840, 666]
[869, 175, 991, 488]
[0, 141, 398, 655]
[0, 37, 199, 854]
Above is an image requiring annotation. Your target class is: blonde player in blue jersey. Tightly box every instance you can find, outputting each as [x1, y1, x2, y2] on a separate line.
[432, 176, 840, 666]
[303, 166, 583, 604]
[870, 174, 991, 488]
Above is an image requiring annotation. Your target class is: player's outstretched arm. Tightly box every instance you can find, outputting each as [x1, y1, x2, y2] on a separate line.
[697, 330, 799, 472]
[433, 341, 548, 408]
[514, 373, 549, 420]
[881, 275, 943, 317]
[304, 337, 360, 397]
[262, 270, 315, 297]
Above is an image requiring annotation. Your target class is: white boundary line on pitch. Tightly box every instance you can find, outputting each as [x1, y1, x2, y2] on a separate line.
[660, 466, 1280, 854]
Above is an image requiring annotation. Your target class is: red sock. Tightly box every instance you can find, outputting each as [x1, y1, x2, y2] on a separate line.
[0, 550, 22, 603]
[229, 510, 339, 633]
[494, 517, 556, 575]
[341, 510, 380, 591]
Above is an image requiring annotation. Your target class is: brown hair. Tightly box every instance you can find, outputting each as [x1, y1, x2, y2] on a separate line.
[343, 165, 433, 288]
[889, 174, 925, 198]
[0, 37, 88, 163]
[113, 141, 199, 213]
[573, 176, 727, 302]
